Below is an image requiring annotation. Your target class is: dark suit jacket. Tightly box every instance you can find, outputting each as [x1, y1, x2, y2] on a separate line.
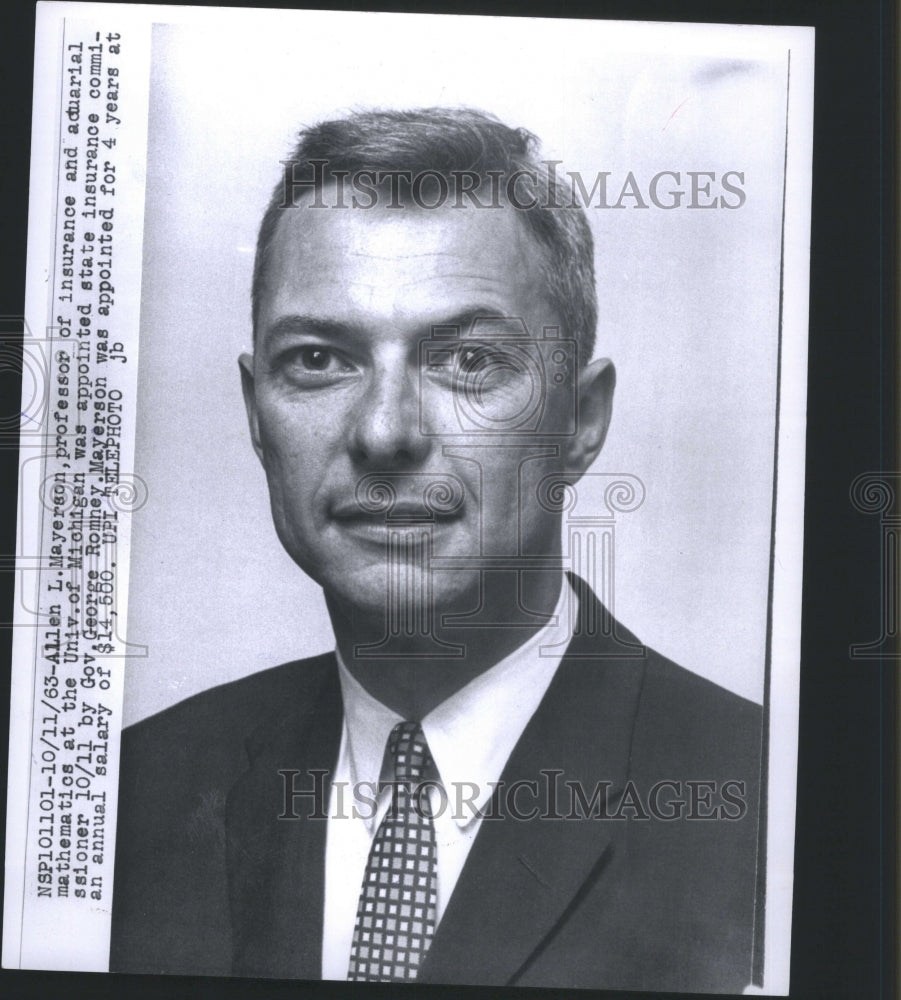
[110, 579, 763, 993]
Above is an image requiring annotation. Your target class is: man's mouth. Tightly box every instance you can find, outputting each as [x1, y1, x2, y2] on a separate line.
[331, 501, 464, 524]
[330, 479, 466, 549]
[333, 471, 468, 526]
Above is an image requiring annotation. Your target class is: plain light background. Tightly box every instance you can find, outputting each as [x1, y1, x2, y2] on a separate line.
[123, 12, 788, 725]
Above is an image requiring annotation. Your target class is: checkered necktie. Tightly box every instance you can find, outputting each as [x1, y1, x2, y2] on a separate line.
[347, 721, 438, 981]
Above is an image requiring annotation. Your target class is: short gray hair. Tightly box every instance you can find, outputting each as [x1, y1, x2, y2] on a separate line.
[252, 107, 597, 362]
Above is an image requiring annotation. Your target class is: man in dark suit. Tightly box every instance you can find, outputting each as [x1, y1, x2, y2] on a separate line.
[111, 108, 763, 993]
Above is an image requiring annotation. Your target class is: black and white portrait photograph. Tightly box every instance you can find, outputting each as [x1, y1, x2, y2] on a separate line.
[13, 4, 883, 999]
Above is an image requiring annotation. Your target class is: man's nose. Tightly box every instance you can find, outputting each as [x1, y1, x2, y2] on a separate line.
[348, 366, 431, 468]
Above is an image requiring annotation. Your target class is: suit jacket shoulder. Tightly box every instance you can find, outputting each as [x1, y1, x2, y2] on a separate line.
[634, 643, 762, 776]
[109, 652, 338, 975]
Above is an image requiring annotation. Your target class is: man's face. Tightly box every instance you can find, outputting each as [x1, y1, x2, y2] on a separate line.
[242, 195, 599, 618]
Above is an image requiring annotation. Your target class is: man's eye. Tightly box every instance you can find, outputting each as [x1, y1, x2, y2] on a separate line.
[457, 346, 494, 374]
[428, 345, 509, 374]
[457, 345, 527, 386]
[282, 346, 354, 380]
[299, 347, 335, 371]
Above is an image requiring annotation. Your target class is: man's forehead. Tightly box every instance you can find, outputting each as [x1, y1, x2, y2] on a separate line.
[270, 192, 536, 263]
[258, 196, 555, 331]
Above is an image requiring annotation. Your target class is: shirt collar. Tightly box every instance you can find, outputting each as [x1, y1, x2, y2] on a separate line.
[335, 574, 577, 829]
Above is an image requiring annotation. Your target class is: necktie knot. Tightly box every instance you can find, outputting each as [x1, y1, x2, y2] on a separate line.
[387, 720, 432, 784]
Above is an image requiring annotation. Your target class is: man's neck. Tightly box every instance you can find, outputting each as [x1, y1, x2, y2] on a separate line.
[327, 569, 564, 719]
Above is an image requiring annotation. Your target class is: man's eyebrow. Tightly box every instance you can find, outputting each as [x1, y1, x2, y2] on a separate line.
[425, 308, 529, 338]
[261, 314, 363, 344]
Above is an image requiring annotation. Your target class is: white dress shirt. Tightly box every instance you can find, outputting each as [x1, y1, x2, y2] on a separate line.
[321, 575, 578, 980]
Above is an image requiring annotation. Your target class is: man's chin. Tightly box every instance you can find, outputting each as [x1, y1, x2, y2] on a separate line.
[317, 563, 482, 627]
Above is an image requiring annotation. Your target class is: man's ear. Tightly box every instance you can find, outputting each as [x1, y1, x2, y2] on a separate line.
[239, 351, 265, 464]
[565, 358, 616, 474]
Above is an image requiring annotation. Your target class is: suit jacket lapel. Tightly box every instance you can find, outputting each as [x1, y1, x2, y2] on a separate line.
[226, 659, 342, 980]
[420, 586, 648, 986]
